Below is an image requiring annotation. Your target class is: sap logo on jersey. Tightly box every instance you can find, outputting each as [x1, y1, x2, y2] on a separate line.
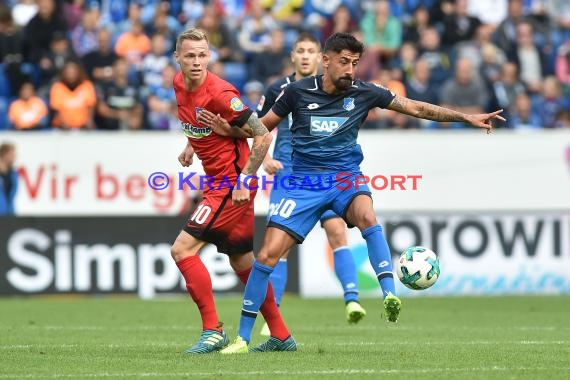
[310, 116, 348, 136]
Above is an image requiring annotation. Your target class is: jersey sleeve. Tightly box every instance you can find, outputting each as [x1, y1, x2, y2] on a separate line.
[211, 90, 253, 128]
[270, 84, 296, 118]
[369, 82, 397, 109]
[256, 83, 278, 118]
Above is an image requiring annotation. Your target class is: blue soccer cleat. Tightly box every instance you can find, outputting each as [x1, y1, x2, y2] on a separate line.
[184, 329, 229, 354]
[250, 336, 297, 353]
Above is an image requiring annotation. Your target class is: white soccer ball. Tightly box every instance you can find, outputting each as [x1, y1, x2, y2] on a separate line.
[396, 246, 440, 290]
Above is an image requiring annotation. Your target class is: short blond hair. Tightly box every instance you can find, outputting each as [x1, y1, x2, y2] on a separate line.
[176, 28, 209, 51]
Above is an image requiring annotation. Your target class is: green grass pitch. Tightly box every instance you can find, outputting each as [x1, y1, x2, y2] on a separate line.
[1, 296, 569, 379]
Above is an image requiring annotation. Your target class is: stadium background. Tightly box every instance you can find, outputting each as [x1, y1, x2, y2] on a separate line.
[1, 1, 570, 378]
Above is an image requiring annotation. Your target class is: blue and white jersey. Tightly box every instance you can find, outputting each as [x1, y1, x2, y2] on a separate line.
[271, 75, 396, 174]
[257, 73, 296, 169]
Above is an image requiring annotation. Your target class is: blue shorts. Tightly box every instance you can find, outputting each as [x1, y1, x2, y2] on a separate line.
[267, 171, 343, 226]
[267, 172, 372, 243]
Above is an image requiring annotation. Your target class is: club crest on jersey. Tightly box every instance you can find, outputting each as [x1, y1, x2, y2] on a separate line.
[310, 116, 348, 136]
[343, 98, 355, 111]
[230, 97, 244, 111]
[195, 107, 204, 118]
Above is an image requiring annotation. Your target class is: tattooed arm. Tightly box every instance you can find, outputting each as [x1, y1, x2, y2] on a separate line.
[241, 112, 273, 176]
[387, 95, 505, 132]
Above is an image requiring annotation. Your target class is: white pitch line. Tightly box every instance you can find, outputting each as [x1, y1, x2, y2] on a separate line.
[1, 340, 568, 351]
[1, 367, 570, 379]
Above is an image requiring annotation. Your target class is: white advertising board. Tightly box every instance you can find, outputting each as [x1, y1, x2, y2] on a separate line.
[300, 212, 570, 296]
[0, 129, 568, 215]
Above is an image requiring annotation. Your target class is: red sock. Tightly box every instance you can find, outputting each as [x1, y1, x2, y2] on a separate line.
[236, 267, 290, 341]
[176, 255, 220, 331]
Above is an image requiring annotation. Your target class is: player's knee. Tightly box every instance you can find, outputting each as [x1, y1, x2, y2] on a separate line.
[325, 225, 347, 249]
[256, 249, 280, 267]
[171, 241, 190, 262]
[356, 211, 378, 229]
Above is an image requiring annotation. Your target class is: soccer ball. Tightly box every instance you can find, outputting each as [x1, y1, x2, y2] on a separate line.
[396, 246, 440, 290]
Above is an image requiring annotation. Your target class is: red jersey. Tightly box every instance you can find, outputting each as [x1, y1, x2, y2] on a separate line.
[174, 71, 253, 183]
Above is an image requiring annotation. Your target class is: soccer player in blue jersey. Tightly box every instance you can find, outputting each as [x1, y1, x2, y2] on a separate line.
[199, 32, 504, 353]
[257, 33, 366, 336]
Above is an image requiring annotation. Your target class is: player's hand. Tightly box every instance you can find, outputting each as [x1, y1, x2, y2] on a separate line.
[178, 145, 194, 167]
[232, 187, 250, 206]
[465, 109, 506, 134]
[198, 109, 233, 136]
[263, 157, 283, 175]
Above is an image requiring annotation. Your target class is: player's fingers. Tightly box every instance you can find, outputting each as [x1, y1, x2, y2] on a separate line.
[493, 115, 507, 122]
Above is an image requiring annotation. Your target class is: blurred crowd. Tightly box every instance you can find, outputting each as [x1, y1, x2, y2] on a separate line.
[0, 0, 569, 131]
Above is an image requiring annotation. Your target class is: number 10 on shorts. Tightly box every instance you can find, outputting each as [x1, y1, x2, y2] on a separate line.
[270, 199, 297, 219]
[190, 205, 212, 224]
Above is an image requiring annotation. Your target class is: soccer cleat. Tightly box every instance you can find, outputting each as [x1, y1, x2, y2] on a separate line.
[383, 292, 402, 323]
[250, 336, 297, 352]
[184, 329, 229, 354]
[260, 322, 270, 337]
[346, 301, 367, 324]
[219, 336, 249, 354]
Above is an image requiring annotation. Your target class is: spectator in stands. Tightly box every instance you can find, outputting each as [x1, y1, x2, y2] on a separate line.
[455, 25, 506, 72]
[95, 57, 143, 130]
[82, 29, 117, 83]
[0, 142, 18, 216]
[535, 76, 567, 128]
[440, 58, 489, 127]
[49, 60, 97, 130]
[107, 2, 141, 44]
[196, 5, 240, 62]
[11, 0, 38, 28]
[467, 0, 507, 28]
[494, 0, 530, 54]
[403, 5, 430, 44]
[441, 0, 481, 49]
[23, 0, 67, 64]
[249, 29, 288, 84]
[405, 58, 439, 106]
[114, 20, 151, 67]
[8, 82, 48, 130]
[508, 21, 544, 94]
[242, 79, 264, 110]
[71, 7, 101, 57]
[489, 62, 526, 121]
[63, 0, 86, 30]
[178, 0, 205, 28]
[147, 64, 178, 130]
[141, 33, 172, 88]
[359, 0, 402, 65]
[555, 41, 570, 87]
[144, 2, 180, 53]
[509, 93, 541, 128]
[0, 4, 27, 97]
[38, 33, 78, 93]
[320, 4, 358, 44]
[238, 0, 278, 66]
[417, 26, 451, 91]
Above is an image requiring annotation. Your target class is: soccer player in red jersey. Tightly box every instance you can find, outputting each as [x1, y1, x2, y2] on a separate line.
[171, 28, 293, 354]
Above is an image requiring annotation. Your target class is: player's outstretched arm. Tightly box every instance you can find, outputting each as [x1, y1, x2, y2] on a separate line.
[387, 95, 506, 133]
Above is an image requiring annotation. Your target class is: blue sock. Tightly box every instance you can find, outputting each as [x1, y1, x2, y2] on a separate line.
[269, 259, 287, 306]
[239, 261, 273, 343]
[333, 246, 359, 303]
[362, 224, 396, 298]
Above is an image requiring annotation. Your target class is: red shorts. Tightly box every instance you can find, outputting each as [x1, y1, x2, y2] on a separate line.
[183, 188, 256, 255]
